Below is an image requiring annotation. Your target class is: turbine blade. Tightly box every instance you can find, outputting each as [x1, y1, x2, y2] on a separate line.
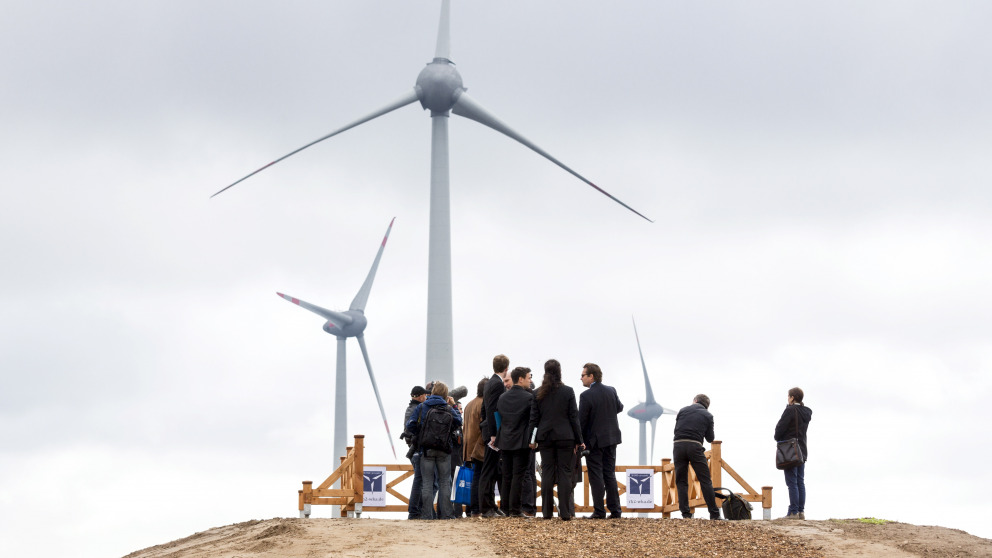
[357, 335, 398, 459]
[650, 417, 658, 464]
[434, 0, 451, 60]
[633, 317, 656, 404]
[212, 89, 420, 197]
[451, 91, 652, 222]
[350, 217, 395, 312]
[276, 292, 354, 326]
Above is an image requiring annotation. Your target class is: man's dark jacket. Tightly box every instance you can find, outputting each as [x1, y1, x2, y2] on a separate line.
[530, 385, 583, 444]
[496, 385, 535, 451]
[578, 382, 623, 449]
[673, 403, 714, 444]
[774, 404, 812, 460]
[482, 373, 505, 440]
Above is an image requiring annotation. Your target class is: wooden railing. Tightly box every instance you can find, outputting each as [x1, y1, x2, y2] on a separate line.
[298, 436, 772, 519]
[298, 435, 365, 518]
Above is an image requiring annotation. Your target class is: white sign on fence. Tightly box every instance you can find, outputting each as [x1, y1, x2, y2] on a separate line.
[363, 466, 387, 507]
[626, 468, 655, 509]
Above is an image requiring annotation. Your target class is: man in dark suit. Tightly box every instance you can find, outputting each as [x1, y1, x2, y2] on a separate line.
[578, 362, 624, 519]
[495, 366, 535, 517]
[479, 354, 509, 517]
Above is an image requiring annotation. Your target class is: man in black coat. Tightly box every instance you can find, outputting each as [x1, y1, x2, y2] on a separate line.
[672, 393, 721, 520]
[495, 366, 535, 517]
[578, 362, 624, 519]
[479, 354, 509, 517]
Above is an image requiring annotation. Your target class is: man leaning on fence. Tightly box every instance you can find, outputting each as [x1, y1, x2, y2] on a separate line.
[672, 393, 721, 520]
[405, 381, 463, 520]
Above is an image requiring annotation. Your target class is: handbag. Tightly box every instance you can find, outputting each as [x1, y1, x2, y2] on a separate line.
[451, 463, 474, 505]
[775, 406, 804, 470]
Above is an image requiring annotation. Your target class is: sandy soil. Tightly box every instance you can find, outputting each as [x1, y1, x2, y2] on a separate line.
[124, 517, 992, 558]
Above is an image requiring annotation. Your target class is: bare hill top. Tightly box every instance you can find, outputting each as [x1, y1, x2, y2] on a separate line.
[124, 517, 992, 558]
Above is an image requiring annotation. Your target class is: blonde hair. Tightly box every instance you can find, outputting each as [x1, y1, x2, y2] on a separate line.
[431, 381, 449, 399]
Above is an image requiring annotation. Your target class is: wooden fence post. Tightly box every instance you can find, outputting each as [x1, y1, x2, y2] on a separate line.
[710, 441, 722, 489]
[301, 481, 313, 518]
[354, 435, 365, 518]
[762, 486, 773, 520]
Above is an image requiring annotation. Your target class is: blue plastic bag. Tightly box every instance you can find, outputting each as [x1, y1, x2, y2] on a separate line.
[451, 464, 473, 505]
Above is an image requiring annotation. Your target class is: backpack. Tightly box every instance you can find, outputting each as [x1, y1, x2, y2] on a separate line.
[419, 405, 455, 452]
[714, 487, 752, 520]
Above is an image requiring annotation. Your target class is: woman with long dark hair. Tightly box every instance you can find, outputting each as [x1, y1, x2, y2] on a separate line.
[529, 359, 584, 520]
[774, 387, 812, 519]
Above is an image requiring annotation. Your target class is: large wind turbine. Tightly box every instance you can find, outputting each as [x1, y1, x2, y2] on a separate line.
[214, 1, 652, 387]
[627, 318, 676, 465]
[277, 219, 398, 463]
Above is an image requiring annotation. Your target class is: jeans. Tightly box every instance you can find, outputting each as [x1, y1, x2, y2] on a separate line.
[407, 452, 423, 519]
[420, 449, 453, 519]
[784, 462, 806, 515]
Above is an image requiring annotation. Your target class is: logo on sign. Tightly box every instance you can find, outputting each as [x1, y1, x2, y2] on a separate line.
[364, 471, 384, 492]
[629, 473, 652, 495]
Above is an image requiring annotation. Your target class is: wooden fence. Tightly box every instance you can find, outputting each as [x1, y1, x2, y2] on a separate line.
[299, 435, 772, 519]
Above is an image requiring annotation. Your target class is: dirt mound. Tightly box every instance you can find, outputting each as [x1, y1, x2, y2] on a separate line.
[124, 517, 992, 558]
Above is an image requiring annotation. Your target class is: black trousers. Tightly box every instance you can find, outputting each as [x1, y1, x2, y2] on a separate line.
[479, 444, 502, 513]
[467, 458, 482, 515]
[586, 444, 621, 517]
[673, 441, 720, 518]
[502, 448, 531, 515]
[539, 440, 576, 519]
[522, 448, 537, 514]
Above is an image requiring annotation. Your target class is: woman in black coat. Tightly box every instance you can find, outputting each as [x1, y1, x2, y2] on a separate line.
[774, 386, 813, 519]
[529, 359, 584, 520]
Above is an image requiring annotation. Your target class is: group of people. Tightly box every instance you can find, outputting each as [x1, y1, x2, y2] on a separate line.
[402, 354, 812, 521]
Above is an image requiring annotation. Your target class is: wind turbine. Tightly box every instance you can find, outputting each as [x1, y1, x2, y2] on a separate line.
[277, 218, 398, 462]
[213, 1, 652, 387]
[627, 317, 676, 465]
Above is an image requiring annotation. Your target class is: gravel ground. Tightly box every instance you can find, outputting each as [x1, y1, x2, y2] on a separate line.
[489, 517, 823, 558]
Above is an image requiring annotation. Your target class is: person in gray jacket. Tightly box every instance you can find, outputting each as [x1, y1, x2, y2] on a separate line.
[672, 394, 720, 520]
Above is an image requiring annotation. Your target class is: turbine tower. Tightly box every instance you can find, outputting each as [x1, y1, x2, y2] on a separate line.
[277, 218, 398, 463]
[627, 317, 675, 465]
[214, 1, 652, 386]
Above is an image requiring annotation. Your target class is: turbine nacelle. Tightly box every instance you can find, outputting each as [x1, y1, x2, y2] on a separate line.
[322, 311, 367, 337]
[628, 401, 665, 422]
[415, 59, 464, 114]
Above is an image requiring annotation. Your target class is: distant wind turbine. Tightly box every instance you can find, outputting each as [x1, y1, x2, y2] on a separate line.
[277, 219, 397, 462]
[213, 0, 651, 387]
[627, 317, 676, 465]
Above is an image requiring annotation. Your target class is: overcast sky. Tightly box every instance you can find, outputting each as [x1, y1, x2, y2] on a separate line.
[2, 1, 991, 556]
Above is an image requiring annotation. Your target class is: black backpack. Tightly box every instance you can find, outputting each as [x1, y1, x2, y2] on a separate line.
[418, 405, 454, 452]
[714, 487, 752, 520]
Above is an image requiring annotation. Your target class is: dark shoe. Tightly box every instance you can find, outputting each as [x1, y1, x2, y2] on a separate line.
[681, 513, 693, 519]
[542, 515, 553, 520]
[509, 512, 526, 518]
[609, 514, 622, 519]
[481, 510, 498, 518]
[560, 515, 572, 521]
[710, 516, 724, 521]
[585, 514, 606, 519]
[495, 509, 507, 517]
